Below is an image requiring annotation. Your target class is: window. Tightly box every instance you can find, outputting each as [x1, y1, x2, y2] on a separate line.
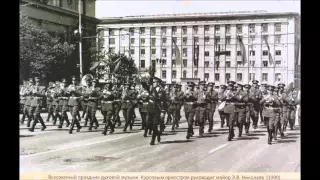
[140, 60, 145, 68]
[263, 51, 269, 56]
[162, 38, 167, 46]
[250, 50, 255, 56]
[262, 35, 268, 43]
[182, 26, 187, 34]
[162, 60, 167, 67]
[249, 24, 255, 33]
[249, 73, 255, 80]
[215, 73, 220, 81]
[276, 50, 281, 56]
[183, 70, 187, 78]
[214, 36, 220, 44]
[237, 61, 242, 67]
[109, 47, 115, 53]
[129, 28, 134, 36]
[237, 51, 242, 56]
[183, 37, 187, 45]
[205, 61, 209, 67]
[237, 73, 243, 81]
[226, 73, 231, 81]
[205, 37, 210, 45]
[194, 70, 198, 78]
[172, 60, 176, 67]
[162, 71, 166, 78]
[205, 51, 210, 56]
[172, 27, 177, 35]
[161, 27, 167, 35]
[226, 36, 231, 44]
[249, 36, 255, 44]
[141, 49, 145, 57]
[141, 38, 145, 45]
[109, 30, 115, 36]
[152, 49, 156, 56]
[151, 38, 156, 46]
[275, 73, 281, 82]
[275, 23, 281, 32]
[263, 61, 268, 67]
[140, 27, 145, 35]
[130, 49, 135, 55]
[275, 35, 281, 44]
[262, 73, 268, 81]
[151, 27, 156, 36]
[204, 73, 209, 81]
[204, 25, 210, 33]
[172, 70, 177, 79]
[226, 61, 231, 67]
[52, 0, 62, 7]
[130, 38, 135, 45]
[215, 25, 220, 34]
[236, 24, 242, 33]
[162, 49, 167, 57]
[183, 60, 187, 67]
[194, 37, 199, 45]
[193, 26, 198, 34]
[226, 51, 231, 56]
[250, 61, 255, 67]
[183, 48, 187, 57]
[237, 36, 243, 44]
[225, 25, 231, 34]
[172, 37, 177, 44]
[276, 61, 281, 67]
[262, 24, 268, 32]
[109, 38, 115, 44]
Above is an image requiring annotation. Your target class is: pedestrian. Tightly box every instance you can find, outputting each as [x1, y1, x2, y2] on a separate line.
[51, 82, 61, 125]
[69, 76, 82, 121]
[194, 83, 200, 126]
[259, 83, 267, 125]
[176, 84, 184, 127]
[45, 82, 55, 122]
[272, 86, 281, 140]
[138, 82, 151, 137]
[20, 80, 30, 124]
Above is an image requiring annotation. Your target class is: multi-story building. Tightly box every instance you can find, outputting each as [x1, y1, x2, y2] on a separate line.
[98, 11, 300, 87]
[20, 0, 100, 79]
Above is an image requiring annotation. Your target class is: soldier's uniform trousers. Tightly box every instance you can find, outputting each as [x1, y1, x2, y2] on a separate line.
[197, 104, 207, 136]
[58, 98, 70, 128]
[20, 97, 29, 124]
[273, 108, 281, 139]
[218, 102, 227, 128]
[113, 100, 122, 126]
[159, 101, 167, 135]
[297, 105, 301, 132]
[250, 103, 260, 129]
[281, 106, 296, 132]
[52, 98, 59, 125]
[29, 97, 46, 131]
[148, 104, 161, 145]
[122, 100, 134, 131]
[68, 97, 82, 134]
[234, 105, 246, 137]
[46, 98, 54, 121]
[168, 103, 179, 130]
[184, 102, 195, 139]
[207, 102, 217, 132]
[24, 97, 33, 126]
[195, 107, 200, 126]
[80, 99, 88, 118]
[245, 104, 253, 133]
[262, 106, 276, 144]
[101, 101, 115, 135]
[140, 101, 150, 136]
[224, 102, 236, 141]
[87, 99, 99, 130]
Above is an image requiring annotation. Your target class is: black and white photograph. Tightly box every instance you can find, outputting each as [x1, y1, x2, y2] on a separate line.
[20, 0, 301, 173]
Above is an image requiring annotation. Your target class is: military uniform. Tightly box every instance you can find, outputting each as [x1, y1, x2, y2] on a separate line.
[158, 83, 168, 134]
[57, 79, 71, 128]
[222, 81, 237, 141]
[113, 84, 122, 127]
[165, 84, 172, 125]
[205, 83, 218, 132]
[51, 82, 61, 125]
[168, 85, 180, 131]
[121, 83, 137, 131]
[20, 81, 30, 124]
[45, 82, 55, 122]
[101, 82, 115, 135]
[217, 85, 227, 128]
[272, 86, 282, 140]
[259, 83, 267, 124]
[233, 83, 249, 137]
[138, 87, 151, 137]
[67, 77, 82, 134]
[29, 77, 47, 132]
[195, 81, 207, 137]
[194, 84, 200, 126]
[249, 80, 263, 129]
[84, 79, 100, 131]
[176, 85, 184, 127]
[184, 82, 197, 139]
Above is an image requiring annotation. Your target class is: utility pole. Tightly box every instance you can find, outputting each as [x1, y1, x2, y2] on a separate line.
[78, 0, 83, 79]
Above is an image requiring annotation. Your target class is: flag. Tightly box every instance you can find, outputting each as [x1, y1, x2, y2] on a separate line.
[238, 36, 247, 65]
[113, 58, 122, 73]
[113, 57, 122, 65]
[172, 39, 181, 65]
[194, 45, 199, 66]
[263, 35, 274, 65]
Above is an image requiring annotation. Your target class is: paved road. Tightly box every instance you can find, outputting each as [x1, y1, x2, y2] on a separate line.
[20, 109, 300, 172]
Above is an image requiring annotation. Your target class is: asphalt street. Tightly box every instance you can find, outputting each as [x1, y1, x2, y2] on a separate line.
[20, 109, 300, 172]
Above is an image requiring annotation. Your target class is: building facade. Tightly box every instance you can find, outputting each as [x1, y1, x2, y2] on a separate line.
[98, 11, 300, 86]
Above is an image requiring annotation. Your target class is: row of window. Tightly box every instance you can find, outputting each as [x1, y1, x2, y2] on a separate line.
[110, 23, 282, 36]
[109, 35, 282, 45]
[160, 71, 281, 82]
[139, 59, 282, 68]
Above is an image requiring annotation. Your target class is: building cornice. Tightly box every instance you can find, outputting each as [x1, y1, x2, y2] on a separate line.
[21, 0, 101, 24]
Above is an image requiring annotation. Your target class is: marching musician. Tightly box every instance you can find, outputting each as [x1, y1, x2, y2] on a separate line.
[29, 77, 47, 132]
[66, 76, 82, 134]
[243, 84, 251, 134]
[176, 84, 184, 128]
[272, 86, 282, 140]
[68, 76, 82, 122]
[138, 82, 151, 137]
[101, 81, 115, 135]
[168, 84, 180, 131]
[287, 86, 298, 131]
[260, 85, 281, 145]
[183, 82, 197, 139]
[217, 85, 227, 128]
[112, 83, 122, 127]
[85, 78, 100, 131]
[205, 82, 218, 133]
[222, 81, 237, 141]
[233, 83, 249, 137]
[194, 83, 200, 126]
[259, 83, 267, 125]
[165, 84, 172, 125]
[57, 79, 71, 128]
[249, 80, 263, 129]
[51, 81, 61, 125]
[195, 81, 207, 137]
[45, 82, 55, 122]
[158, 82, 168, 135]
[20, 80, 30, 124]
[121, 82, 137, 132]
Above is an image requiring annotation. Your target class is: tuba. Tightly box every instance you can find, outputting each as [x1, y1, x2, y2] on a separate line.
[81, 74, 94, 87]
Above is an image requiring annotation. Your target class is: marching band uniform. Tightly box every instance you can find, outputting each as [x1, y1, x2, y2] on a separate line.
[113, 84, 122, 127]
[184, 82, 197, 139]
[20, 81, 30, 124]
[205, 82, 218, 132]
[29, 77, 47, 132]
[67, 77, 82, 134]
[233, 83, 249, 137]
[222, 81, 237, 141]
[218, 85, 227, 128]
[176, 85, 184, 127]
[196, 81, 207, 137]
[121, 83, 137, 132]
[158, 83, 168, 135]
[57, 79, 71, 128]
[51, 82, 61, 125]
[45, 82, 55, 122]
[138, 85, 151, 137]
[249, 80, 263, 129]
[259, 83, 267, 124]
[101, 82, 115, 135]
[272, 86, 282, 140]
[194, 83, 200, 126]
[168, 85, 180, 131]
[149, 78, 162, 145]
[85, 79, 100, 131]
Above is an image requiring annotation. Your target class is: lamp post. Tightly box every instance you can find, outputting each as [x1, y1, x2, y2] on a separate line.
[78, 0, 83, 79]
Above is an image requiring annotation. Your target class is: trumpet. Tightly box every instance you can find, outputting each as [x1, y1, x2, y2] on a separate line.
[225, 90, 234, 100]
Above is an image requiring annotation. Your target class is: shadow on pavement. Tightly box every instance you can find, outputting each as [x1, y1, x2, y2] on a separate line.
[20, 127, 41, 130]
[20, 135, 35, 138]
[161, 132, 178, 136]
[208, 131, 229, 135]
[196, 134, 220, 138]
[160, 140, 194, 144]
[246, 133, 266, 137]
[112, 130, 141, 135]
[286, 132, 301, 136]
[252, 130, 267, 133]
[276, 139, 297, 143]
[236, 136, 259, 140]
[215, 128, 229, 131]
[282, 136, 299, 139]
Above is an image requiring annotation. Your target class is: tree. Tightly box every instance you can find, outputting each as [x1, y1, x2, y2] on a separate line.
[19, 12, 75, 81]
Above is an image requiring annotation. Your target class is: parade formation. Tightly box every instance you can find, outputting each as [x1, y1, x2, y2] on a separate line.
[19, 74, 300, 146]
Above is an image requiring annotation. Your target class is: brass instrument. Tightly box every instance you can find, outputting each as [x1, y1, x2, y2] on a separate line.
[225, 90, 234, 100]
[264, 94, 274, 106]
[81, 74, 94, 87]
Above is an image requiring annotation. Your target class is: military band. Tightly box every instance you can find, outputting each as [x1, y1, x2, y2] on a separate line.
[20, 76, 300, 145]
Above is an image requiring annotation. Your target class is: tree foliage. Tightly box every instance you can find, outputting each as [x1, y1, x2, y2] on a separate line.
[19, 12, 75, 80]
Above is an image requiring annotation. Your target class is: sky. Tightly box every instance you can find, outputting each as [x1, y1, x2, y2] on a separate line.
[96, 0, 300, 18]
